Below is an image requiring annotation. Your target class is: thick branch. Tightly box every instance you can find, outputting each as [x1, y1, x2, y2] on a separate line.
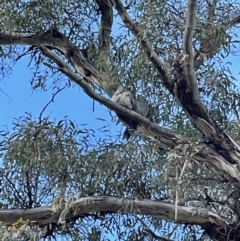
[179, 0, 219, 135]
[175, 3, 240, 167]
[180, 1, 240, 165]
[95, 0, 117, 93]
[0, 196, 224, 227]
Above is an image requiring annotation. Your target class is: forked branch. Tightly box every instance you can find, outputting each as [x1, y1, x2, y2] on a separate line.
[112, 0, 240, 167]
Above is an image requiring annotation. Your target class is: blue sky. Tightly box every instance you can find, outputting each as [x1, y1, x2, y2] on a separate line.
[0, 15, 124, 137]
[0, 57, 122, 137]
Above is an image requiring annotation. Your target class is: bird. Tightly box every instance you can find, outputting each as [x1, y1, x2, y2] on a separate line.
[111, 86, 136, 132]
[111, 86, 150, 139]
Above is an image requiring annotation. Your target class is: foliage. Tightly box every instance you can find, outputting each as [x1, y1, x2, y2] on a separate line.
[1, 0, 240, 240]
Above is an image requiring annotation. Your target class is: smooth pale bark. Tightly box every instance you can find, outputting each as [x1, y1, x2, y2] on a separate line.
[0, 196, 223, 227]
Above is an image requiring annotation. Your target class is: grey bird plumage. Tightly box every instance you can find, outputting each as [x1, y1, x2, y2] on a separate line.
[111, 86, 150, 139]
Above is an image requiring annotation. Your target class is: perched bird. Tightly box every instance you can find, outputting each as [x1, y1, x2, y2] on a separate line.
[111, 86, 150, 139]
[111, 86, 136, 132]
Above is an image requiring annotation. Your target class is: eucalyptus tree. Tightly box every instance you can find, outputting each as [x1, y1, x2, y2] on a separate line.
[0, 0, 240, 240]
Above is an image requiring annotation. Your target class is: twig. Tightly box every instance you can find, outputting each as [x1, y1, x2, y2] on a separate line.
[176, 147, 202, 220]
[38, 85, 66, 123]
[175, 181, 178, 221]
[134, 214, 175, 241]
[166, 224, 181, 239]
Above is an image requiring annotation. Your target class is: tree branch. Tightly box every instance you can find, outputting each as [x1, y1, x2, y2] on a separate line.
[0, 31, 102, 88]
[183, 0, 198, 101]
[0, 196, 224, 227]
[38, 86, 66, 122]
[134, 214, 175, 241]
[174, 1, 240, 167]
[226, 15, 240, 29]
[95, 0, 118, 93]
[96, 0, 113, 66]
